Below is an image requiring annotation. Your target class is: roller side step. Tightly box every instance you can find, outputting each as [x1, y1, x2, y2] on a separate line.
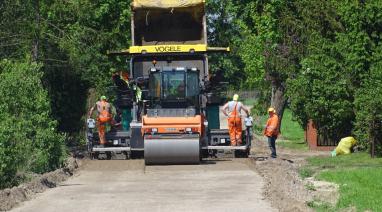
[202, 146, 249, 150]
[92, 147, 131, 152]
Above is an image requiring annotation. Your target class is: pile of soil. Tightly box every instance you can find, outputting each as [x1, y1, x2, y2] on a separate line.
[0, 157, 80, 211]
[251, 136, 337, 212]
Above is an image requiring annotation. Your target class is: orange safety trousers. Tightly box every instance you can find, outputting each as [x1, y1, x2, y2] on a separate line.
[228, 103, 242, 146]
[97, 101, 111, 145]
[97, 122, 107, 145]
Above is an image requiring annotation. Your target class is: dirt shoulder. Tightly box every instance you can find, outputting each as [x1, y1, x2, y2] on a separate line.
[251, 135, 337, 212]
[0, 157, 80, 211]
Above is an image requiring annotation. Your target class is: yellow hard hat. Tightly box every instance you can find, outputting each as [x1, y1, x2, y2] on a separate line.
[268, 107, 276, 113]
[100, 96, 107, 100]
[233, 94, 239, 101]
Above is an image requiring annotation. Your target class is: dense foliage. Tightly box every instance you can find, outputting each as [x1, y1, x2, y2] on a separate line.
[208, 0, 381, 151]
[0, 60, 66, 188]
[0, 0, 132, 133]
[287, 1, 382, 150]
[0, 0, 132, 187]
[354, 45, 382, 152]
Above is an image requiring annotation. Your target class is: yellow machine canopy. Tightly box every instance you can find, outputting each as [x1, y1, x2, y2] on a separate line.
[132, 0, 205, 9]
[132, 0, 206, 45]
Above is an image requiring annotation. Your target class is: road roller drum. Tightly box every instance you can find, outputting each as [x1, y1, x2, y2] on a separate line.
[144, 135, 200, 165]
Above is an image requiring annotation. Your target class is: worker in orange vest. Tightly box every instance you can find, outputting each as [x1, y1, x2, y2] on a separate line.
[263, 107, 279, 158]
[88, 96, 112, 147]
[222, 94, 250, 146]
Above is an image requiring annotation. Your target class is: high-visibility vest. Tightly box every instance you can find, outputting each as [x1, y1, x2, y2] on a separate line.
[98, 101, 111, 123]
[264, 114, 279, 137]
[134, 85, 142, 102]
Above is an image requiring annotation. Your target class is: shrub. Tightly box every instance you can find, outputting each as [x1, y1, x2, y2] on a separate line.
[0, 60, 66, 188]
[354, 46, 382, 154]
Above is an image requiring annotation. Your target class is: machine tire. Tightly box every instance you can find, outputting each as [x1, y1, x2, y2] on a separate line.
[123, 151, 130, 160]
[208, 149, 218, 158]
[200, 149, 208, 159]
[234, 150, 249, 158]
[131, 151, 144, 159]
[106, 152, 112, 160]
[234, 150, 239, 158]
[93, 152, 99, 160]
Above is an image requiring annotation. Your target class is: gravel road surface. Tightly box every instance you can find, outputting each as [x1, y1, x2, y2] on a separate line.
[12, 159, 276, 212]
[12, 105, 276, 212]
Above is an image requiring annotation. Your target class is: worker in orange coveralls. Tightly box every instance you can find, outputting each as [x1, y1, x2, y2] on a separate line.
[263, 107, 279, 158]
[222, 94, 250, 146]
[88, 96, 112, 147]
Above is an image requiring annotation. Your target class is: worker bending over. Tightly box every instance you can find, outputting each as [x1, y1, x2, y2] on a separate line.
[263, 107, 279, 158]
[222, 94, 250, 146]
[88, 96, 113, 147]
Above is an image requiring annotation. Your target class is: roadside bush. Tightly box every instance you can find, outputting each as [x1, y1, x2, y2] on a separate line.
[0, 60, 66, 189]
[0, 118, 28, 188]
[354, 46, 382, 154]
[288, 37, 355, 143]
[288, 2, 382, 149]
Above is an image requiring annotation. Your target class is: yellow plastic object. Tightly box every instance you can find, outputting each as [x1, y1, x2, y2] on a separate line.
[335, 136, 357, 156]
[129, 44, 207, 54]
[132, 0, 205, 8]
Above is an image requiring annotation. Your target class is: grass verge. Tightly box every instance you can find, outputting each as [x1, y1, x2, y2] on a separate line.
[278, 109, 307, 150]
[251, 108, 307, 150]
[302, 153, 382, 211]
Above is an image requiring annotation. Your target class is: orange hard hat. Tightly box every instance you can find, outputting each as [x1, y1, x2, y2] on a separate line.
[121, 72, 129, 80]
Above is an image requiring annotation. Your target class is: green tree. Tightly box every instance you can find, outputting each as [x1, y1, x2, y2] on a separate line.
[288, 0, 382, 149]
[1, 0, 133, 135]
[352, 1, 382, 154]
[354, 46, 382, 154]
[37, 0, 133, 133]
[232, 0, 308, 125]
[206, 0, 245, 88]
[0, 60, 66, 188]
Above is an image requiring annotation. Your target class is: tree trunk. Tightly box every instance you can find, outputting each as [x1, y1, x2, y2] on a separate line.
[32, 0, 40, 62]
[270, 77, 287, 133]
